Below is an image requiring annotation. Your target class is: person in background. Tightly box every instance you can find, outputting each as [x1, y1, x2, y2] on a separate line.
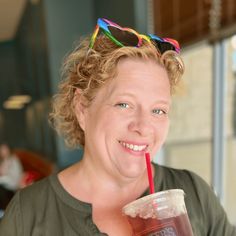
[0, 18, 235, 235]
[0, 143, 23, 209]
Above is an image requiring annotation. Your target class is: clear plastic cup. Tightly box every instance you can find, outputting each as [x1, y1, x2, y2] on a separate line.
[122, 189, 193, 236]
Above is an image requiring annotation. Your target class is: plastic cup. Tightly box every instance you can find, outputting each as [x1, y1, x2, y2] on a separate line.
[122, 189, 193, 236]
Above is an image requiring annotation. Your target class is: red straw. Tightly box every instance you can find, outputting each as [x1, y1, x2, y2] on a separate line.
[145, 152, 155, 194]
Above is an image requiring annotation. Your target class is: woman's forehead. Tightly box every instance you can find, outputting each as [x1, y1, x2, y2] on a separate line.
[91, 58, 170, 103]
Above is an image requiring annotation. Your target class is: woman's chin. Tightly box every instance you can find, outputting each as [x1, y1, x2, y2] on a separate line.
[117, 164, 146, 179]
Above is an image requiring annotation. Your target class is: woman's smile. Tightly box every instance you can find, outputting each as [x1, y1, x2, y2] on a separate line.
[119, 140, 148, 156]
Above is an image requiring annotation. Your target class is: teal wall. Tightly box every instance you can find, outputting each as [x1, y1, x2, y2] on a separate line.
[43, 0, 95, 94]
[43, 0, 94, 168]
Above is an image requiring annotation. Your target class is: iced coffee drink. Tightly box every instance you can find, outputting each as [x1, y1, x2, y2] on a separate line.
[122, 189, 193, 236]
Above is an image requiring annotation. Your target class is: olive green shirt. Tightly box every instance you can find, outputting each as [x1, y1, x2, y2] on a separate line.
[0, 164, 235, 235]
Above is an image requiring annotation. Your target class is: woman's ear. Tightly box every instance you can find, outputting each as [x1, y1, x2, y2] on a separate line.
[73, 88, 87, 131]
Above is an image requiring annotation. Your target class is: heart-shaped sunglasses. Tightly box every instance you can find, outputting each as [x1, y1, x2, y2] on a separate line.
[89, 18, 180, 54]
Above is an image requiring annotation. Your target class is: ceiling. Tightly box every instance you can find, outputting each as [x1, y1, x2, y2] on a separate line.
[0, 0, 27, 42]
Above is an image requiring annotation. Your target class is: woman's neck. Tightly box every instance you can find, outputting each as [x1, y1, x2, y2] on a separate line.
[58, 158, 151, 206]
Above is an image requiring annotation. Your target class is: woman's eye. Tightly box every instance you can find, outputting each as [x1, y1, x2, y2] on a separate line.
[115, 103, 130, 109]
[152, 109, 166, 115]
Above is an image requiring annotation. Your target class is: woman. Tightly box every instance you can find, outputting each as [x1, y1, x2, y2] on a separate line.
[0, 18, 235, 235]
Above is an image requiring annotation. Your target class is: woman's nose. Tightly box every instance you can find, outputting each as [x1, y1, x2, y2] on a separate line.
[128, 110, 153, 136]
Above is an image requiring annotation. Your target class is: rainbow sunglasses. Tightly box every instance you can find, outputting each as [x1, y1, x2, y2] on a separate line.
[89, 18, 180, 54]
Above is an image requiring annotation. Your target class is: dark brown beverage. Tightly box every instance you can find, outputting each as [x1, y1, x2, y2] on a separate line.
[122, 190, 193, 236]
[126, 213, 193, 236]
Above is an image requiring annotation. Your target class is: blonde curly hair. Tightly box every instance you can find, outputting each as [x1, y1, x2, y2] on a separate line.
[49, 35, 184, 149]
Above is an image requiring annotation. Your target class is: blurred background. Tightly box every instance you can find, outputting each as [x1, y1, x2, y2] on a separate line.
[0, 0, 235, 224]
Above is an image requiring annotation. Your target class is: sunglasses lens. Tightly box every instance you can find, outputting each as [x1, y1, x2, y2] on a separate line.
[152, 40, 176, 54]
[108, 26, 139, 46]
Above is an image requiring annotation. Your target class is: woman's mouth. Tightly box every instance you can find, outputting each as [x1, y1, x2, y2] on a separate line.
[119, 141, 148, 152]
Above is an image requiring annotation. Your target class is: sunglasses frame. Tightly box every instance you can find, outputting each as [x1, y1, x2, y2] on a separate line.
[89, 18, 180, 54]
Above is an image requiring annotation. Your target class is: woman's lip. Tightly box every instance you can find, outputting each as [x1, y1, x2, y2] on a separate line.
[118, 140, 149, 146]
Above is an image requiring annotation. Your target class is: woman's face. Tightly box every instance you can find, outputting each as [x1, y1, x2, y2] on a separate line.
[77, 58, 171, 179]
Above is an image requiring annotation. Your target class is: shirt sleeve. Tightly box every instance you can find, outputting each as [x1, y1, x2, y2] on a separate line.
[187, 171, 236, 236]
[0, 191, 24, 235]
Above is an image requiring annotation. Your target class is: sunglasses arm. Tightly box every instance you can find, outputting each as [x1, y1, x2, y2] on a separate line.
[89, 25, 100, 49]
